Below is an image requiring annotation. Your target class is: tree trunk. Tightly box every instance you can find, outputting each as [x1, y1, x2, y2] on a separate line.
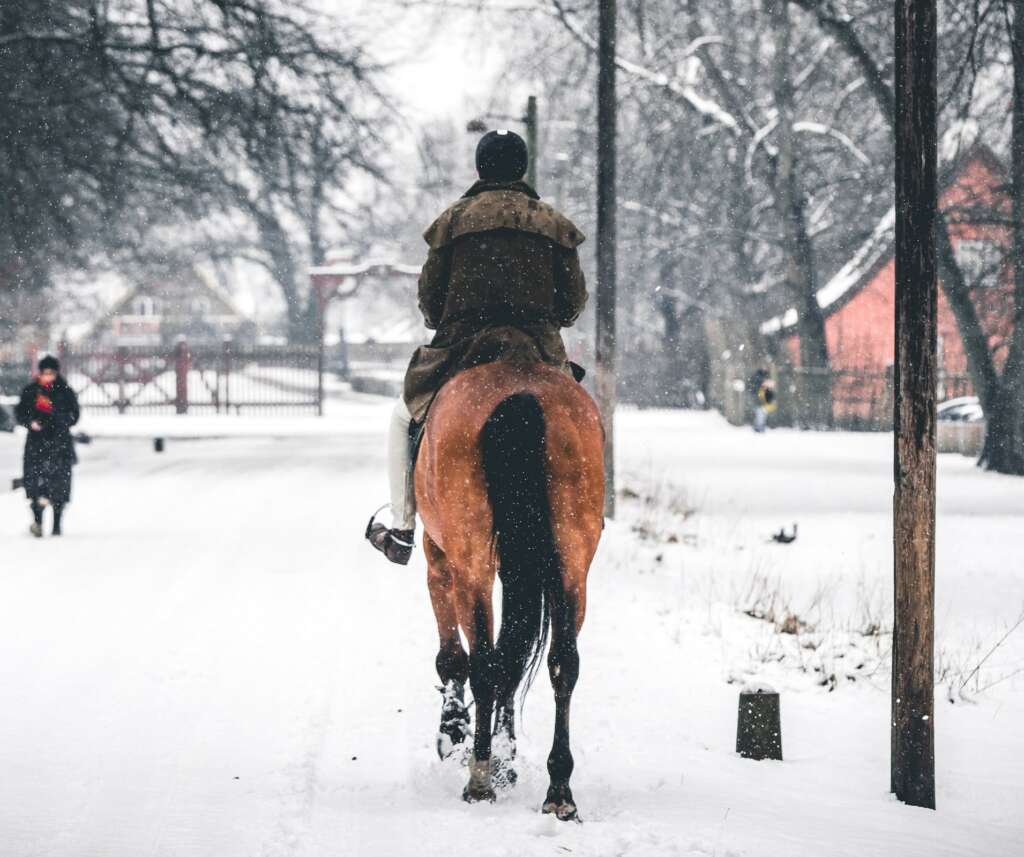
[767, 0, 832, 428]
[982, 0, 1024, 474]
[302, 197, 329, 350]
[935, 225, 1000, 415]
[725, 155, 773, 369]
[794, 192, 832, 428]
[255, 210, 318, 344]
[687, 304, 713, 408]
[657, 291, 685, 406]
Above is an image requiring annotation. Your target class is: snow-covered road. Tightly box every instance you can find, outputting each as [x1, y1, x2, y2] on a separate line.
[1, 404, 1021, 856]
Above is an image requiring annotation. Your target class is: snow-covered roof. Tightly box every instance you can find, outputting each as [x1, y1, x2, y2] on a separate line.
[760, 142, 1003, 337]
[68, 264, 252, 344]
[104, 265, 249, 320]
[309, 259, 420, 278]
[192, 267, 248, 319]
[760, 207, 895, 336]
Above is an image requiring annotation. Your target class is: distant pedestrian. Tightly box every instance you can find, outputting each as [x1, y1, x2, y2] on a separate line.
[15, 355, 80, 537]
[748, 368, 777, 433]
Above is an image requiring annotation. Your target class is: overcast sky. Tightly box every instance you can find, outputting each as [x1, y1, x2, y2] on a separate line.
[341, 2, 506, 123]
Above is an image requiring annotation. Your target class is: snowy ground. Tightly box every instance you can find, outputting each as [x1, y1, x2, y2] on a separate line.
[1, 399, 1022, 856]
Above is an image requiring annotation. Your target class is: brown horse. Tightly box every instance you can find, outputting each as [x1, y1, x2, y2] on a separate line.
[415, 360, 605, 820]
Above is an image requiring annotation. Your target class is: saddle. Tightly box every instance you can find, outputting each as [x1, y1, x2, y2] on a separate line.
[408, 328, 586, 474]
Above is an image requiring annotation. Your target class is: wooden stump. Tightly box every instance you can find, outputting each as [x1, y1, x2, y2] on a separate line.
[736, 687, 783, 761]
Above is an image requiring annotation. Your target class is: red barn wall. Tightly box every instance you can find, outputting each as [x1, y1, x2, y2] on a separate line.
[784, 150, 1014, 423]
[823, 261, 973, 378]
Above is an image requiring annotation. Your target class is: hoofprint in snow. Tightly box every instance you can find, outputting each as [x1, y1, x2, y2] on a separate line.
[0, 401, 1021, 857]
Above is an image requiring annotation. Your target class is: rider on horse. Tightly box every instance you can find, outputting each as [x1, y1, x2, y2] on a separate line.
[366, 129, 588, 565]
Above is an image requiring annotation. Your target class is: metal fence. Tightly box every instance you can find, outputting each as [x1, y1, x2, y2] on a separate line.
[773, 366, 975, 430]
[64, 340, 322, 415]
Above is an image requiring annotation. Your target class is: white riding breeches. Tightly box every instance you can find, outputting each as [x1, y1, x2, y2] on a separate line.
[388, 396, 416, 530]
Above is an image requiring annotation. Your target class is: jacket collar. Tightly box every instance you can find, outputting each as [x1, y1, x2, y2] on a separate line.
[35, 375, 66, 390]
[462, 179, 540, 200]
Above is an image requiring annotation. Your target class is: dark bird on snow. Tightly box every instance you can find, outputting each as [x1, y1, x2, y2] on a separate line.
[772, 524, 798, 544]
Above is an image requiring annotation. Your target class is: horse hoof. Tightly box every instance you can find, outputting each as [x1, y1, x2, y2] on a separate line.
[462, 756, 495, 802]
[462, 784, 497, 803]
[542, 784, 580, 822]
[541, 800, 581, 823]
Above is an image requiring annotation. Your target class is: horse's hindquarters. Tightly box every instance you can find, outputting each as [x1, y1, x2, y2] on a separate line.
[414, 362, 604, 560]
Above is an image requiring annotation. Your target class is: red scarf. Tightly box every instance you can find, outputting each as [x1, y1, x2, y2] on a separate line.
[35, 383, 54, 415]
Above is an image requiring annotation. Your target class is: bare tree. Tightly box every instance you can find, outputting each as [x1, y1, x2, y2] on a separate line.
[795, 0, 1024, 473]
[505, 0, 890, 416]
[0, 0, 389, 342]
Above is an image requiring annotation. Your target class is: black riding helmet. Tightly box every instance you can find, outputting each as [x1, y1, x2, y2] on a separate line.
[475, 130, 529, 183]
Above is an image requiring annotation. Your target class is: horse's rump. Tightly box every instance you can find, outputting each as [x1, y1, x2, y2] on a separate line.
[414, 361, 604, 560]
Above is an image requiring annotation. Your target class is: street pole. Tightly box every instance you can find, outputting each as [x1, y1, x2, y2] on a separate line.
[525, 95, 539, 190]
[596, 0, 617, 518]
[892, 0, 937, 810]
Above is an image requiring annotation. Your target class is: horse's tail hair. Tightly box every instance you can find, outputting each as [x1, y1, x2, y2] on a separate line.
[481, 392, 561, 710]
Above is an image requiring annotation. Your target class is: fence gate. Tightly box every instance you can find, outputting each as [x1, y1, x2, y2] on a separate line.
[65, 340, 322, 415]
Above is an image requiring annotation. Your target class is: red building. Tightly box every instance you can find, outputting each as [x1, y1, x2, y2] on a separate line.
[764, 144, 1015, 424]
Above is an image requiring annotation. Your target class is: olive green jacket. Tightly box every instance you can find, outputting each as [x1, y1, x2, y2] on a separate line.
[403, 180, 587, 421]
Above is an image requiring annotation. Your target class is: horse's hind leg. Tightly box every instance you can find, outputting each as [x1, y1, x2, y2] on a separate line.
[425, 535, 470, 759]
[542, 583, 583, 822]
[462, 588, 497, 802]
[491, 574, 520, 790]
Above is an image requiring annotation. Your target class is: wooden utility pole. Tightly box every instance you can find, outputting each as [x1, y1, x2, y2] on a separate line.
[892, 0, 937, 811]
[596, 0, 618, 518]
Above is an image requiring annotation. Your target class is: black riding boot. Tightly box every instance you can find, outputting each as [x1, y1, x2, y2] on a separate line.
[52, 503, 64, 536]
[30, 501, 44, 538]
[366, 520, 415, 565]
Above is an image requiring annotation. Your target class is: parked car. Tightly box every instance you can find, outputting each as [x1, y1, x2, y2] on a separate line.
[937, 396, 984, 423]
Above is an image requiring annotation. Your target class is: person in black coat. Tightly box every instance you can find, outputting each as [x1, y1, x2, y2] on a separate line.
[15, 355, 80, 537]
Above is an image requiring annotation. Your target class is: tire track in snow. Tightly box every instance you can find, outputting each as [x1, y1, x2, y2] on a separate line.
[260, 675, 339, 857]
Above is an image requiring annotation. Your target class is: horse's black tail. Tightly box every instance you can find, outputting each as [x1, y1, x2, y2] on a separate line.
[481, 393, 561, 710]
